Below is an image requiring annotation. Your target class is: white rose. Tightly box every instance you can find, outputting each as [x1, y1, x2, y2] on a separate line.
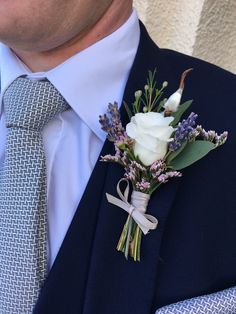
[126, 112, 174, 166]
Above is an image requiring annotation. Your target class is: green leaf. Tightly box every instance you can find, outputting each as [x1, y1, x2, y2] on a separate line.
[117, 143, 126, 150]
[170, 140, 215, 170]
[166, 141, 188, 164]
[171, 100, 193, 126]
[123, 101, 132, 120]
[156, 98, 166, 112]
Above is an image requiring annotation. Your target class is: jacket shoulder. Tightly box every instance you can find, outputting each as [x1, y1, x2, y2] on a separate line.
[161, 48, 236, 89]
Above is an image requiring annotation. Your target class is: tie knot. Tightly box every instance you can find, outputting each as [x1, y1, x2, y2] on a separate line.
[3, 77, 69, 131]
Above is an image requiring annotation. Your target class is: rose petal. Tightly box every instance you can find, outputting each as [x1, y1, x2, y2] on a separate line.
[134, 112, 174, 127]
[134, 141, 168, 166]
[138, 125, 174, 141]
[126, 121, 138, 139]
[135, 133, 158, 152]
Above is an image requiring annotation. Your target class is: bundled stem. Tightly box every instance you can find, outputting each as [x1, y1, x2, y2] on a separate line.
[117, 216, 142, 261]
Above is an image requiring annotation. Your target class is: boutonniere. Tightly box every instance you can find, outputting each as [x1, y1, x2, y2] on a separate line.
[99, 69, 228, 262]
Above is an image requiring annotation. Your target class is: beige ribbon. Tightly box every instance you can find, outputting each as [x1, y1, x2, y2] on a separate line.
[106, 179, 158, 235]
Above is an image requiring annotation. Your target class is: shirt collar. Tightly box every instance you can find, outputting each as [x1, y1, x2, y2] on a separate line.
[0, 9, 140, 140]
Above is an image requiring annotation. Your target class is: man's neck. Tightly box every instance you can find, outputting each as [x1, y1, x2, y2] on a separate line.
[13, 1, 132, 72]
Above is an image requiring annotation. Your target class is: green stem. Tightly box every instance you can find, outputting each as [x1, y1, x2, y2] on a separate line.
[117, 216, 130, 252]
[125, 216, 133, 259]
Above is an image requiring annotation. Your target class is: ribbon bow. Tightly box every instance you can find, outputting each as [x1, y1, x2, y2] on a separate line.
[106, 179, 158, 235]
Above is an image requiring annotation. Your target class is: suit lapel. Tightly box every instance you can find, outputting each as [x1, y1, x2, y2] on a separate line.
[81, 24, 183, 314]
[35, 23, 183, 314]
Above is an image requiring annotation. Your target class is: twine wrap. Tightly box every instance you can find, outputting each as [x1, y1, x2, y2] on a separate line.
[106, 179, 158, 234]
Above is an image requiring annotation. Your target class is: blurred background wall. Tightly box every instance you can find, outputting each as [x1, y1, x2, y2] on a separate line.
[134, 0, 236, 73]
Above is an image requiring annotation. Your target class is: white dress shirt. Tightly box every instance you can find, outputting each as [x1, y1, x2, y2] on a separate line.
[0, 10, 140, 269]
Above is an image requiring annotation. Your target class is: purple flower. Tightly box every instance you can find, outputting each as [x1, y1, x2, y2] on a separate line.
[158, 171, 182, 183]
[121, 151, 129, 167]
[215, 131, 228, 147]
[169, 112, 198, 151]
[100, 154, 120, 163]
[99, 114, 112, 134]
[130, 161, 146, 172]
[136, 179, 151, 191]
[195, 126, 228, 147]
[114, 133, 133, 150]
[124, 160, 147, 181]
[124, 164, 137, 181]
[150, 160, 166, 179]
[99, 102, 125, 142]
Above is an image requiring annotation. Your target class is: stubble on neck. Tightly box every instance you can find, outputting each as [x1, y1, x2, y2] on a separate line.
[13, 0, 133, 72]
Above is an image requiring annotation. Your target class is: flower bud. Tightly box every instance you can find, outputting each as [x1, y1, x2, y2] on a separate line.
[162, 81, 168, 88]
[164, 88, 183, 113]
[135, 90, 142, 98]
[143, 106, 148, 113]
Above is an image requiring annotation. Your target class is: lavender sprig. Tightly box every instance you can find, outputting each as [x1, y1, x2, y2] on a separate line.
[169, 112, 198, 151]
[99, 102, 125, 142]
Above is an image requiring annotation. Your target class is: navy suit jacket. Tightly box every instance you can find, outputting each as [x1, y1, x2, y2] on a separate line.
[34, 23, 236, 314]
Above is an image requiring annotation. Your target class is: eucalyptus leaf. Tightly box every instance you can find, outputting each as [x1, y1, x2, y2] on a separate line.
[171, 100, 193, 126]
[166, 141, 188, 164]
[170, 140, 215, 170]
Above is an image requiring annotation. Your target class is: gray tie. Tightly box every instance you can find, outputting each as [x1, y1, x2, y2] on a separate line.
[0, 77, 69, 313]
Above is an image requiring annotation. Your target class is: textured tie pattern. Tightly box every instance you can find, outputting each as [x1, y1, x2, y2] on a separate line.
[0, 77, 69, 313]
[155, 286, 236, 314]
